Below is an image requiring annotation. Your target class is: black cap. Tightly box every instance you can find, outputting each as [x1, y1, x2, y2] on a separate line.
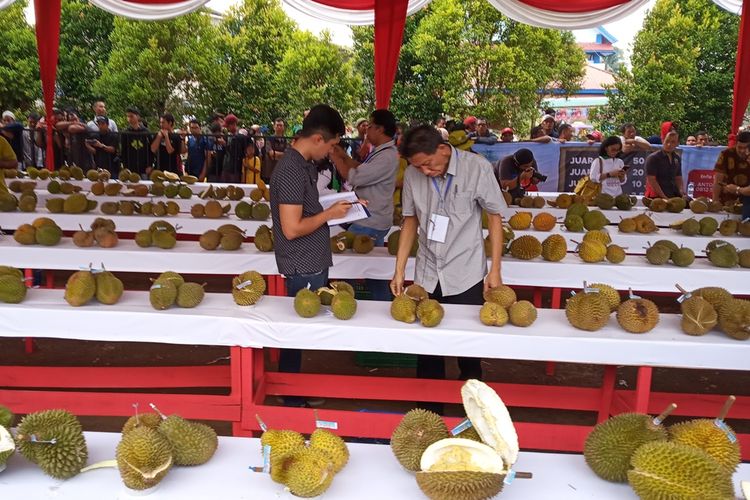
[126, 107, 140, 116]
[513, 148, 534, 165]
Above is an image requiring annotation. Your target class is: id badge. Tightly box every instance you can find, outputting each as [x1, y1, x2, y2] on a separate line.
[428, 213, 449, 243]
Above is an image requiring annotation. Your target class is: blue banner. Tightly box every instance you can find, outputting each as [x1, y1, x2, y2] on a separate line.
[472, 142, 724, 194]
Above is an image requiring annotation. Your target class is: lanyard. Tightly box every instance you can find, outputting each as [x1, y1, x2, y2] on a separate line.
[431, 174, 453, 208]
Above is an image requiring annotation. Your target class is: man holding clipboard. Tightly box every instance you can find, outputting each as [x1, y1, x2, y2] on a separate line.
[390, 124, 506, 386]
[270, 104, 354, 406]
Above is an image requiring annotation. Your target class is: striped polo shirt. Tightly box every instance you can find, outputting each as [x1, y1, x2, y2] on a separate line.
[270, 148, 333, 276]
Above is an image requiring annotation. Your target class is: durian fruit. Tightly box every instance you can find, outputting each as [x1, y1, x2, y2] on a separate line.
[460, 379, 519, 469]
[618, 217, 636, 233]
[352, 234, 375, 254]
[582, 210, 610, 231]
[154, 270, 184, 287]
[0, 425, 15, 470]
[220, 230, 244, 251]
[666, 196, 687, 213]
[254, 224, 274, 252]
[95, 270, 124, 305]
[483, 285, 516, 308]
[279, 447, 336, 498]
[614, 194, 635, 210]
[64, 270, 96, 306]
[416, 438, 505, 500]
[677, 287, 718, 336]
[262, 429, 306, 484]
[583, 229, 611, 246]
[232, 271, 266, 306]
[633, 213, 657, 233]
[566, 202, 588, 219]
[317, 281, 355, 306]
[405, 283, 429, 302]
[565, 287, 610, 331]
[564, 214, 584, 232]
[391, 294, 417, 323]
[717, 298, 750, 340]
[698, 216, 719, 236]
[309, 428, 349, 473]
[692, 286, 732, 313]
[387, 230, 418, 256]
[508, 300, 537, 327]
[532, 212, 557, 231]
[390, 409, 449, 471]
[575, 239, 607, 263]
[645, 243, 671, 265]
[13, 223, 36, 245]
[176, 282, 206, 308]
[594, 193, 615, 210]
[707, 241, 739, 268]
[0, 404, 14, 428]
[681, 218, 701, 236]
[588, 283, 620, 312]
[157, 413, 218, 466]
[669, 396, 740, 474]
[479, 302, 508, 327]
[15, 409, 88, 479]
[508, 212, 532, 230]
[116, 426, 173, 490]
[671, 246, 695, 267]
[583, 404, 675, 482]
[606, 244, 626, 264]
[330, 291, 357, 320]
[616, 295, 659, 333]
[552, 193, 573, 209]
[199, 229, 221, 250]
[541, 234, 567, 262]
[416, 299, 444, 327]
[718, 219, 739, 236]
[509, 235, 542, 260]
[0, 268, 27, 303]
[650, 198, 668, 212]
[740, 249, 750, 268]
[456, 424, 483, 442]
[294, 288, 321, 318]
[149, 279, 178, 310]
[122, 412, 163, 436]
[627, 441, 734, 499]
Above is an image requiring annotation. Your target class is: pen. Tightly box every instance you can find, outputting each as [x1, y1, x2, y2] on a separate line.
[343, 201, 364, 206]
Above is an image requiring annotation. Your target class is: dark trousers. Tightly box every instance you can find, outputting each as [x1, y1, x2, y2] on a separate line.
[278, 269, 330, 373]
[417, 280, 484, 381]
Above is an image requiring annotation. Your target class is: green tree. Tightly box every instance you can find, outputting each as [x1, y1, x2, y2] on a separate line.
[220, 0, 296, 125]
[0, 0, 40, 113]
[57, 0, 115, 112]
[603, 0, 738, 139]
[353, 0, 585, 133]
[94, 10, 227, 127]
[274, 31, 363, 123]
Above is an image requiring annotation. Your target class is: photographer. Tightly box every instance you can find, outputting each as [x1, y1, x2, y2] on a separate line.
[496, 148, 545, 199]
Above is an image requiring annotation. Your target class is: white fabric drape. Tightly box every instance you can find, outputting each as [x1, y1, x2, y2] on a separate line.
[712, 0, 743, 14]
[88, 0, 210, 20]
[282, 0, 432, 25]
[485, 0, 652, 29]
[0, 0, 17, 9]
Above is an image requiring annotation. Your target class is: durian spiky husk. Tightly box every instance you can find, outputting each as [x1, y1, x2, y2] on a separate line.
[281, 447, 336, 498]
[309, 428, 349, 473]
[390, 409, 449, 472]
[616, 298, 659, 334]
[718, 298, 750, 340]
[679, 295, 717, 336]
[122, 412, 163, 436]
[391, 294, 417, 323]
[669, 419, 741, 473]
[416, 470, 505, 500]
[116, 426, 173, 491]
[584, 413, 668, 482]
[566, 292, 610, 331]
[158, 415, 218, 466]
[627, 441, 734, 500]
[16, 409, 88, 479]
[232, 271, 266, 306]
[261, 429, 306, 484]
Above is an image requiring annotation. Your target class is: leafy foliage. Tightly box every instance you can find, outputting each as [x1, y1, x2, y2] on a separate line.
[0, 0, 40, 112]
[602, 0, 738, 139]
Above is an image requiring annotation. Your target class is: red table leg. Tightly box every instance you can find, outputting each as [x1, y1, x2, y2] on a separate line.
[545, 287, 562, 377]
[634, 366, 653, 413]
[597, 365, 617, 422]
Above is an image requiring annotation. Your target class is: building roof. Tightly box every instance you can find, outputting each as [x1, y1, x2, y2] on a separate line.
[595, 26, 618, 45]
[582, 64, 616, 91]
[579, 42, 615, 53]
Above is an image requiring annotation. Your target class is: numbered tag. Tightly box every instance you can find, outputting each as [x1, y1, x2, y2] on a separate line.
[450, 418, 473, 436]
[427, 213, 449, 243]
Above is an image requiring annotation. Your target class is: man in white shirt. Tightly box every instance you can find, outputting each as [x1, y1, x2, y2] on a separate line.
[619, 123, 650, 154]
[86, 100, 118, 133]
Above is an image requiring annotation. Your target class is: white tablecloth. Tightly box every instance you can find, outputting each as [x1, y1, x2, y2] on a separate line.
[1, 238, 746, 293]
[0, 290, 747, 371]
[10, 431, 730, 499]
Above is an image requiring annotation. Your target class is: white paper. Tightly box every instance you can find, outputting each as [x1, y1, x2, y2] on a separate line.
[319, 191, 370, 226]
[428, 213, 449, 243]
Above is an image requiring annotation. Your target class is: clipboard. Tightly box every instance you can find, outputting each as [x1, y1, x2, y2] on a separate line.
[319, 191, 371, 226]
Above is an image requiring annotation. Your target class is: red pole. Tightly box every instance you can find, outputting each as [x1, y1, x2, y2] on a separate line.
[34, 0, 62, 170]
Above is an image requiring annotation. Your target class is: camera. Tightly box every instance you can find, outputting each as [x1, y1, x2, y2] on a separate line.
[531, 170, 548, 182]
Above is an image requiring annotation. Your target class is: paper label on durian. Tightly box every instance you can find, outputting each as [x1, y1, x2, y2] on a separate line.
[583, 287, 600, 294]
[236, 280, 254, 290]
[450, 418, 473, 436]
[504, 470, 516, 485]
[315, 419, 338, 430]
[150, 284, 163, 290]
[262, 445, 271, 473]
[714, 420, 737, 443]
[676, 293, 690, 303]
